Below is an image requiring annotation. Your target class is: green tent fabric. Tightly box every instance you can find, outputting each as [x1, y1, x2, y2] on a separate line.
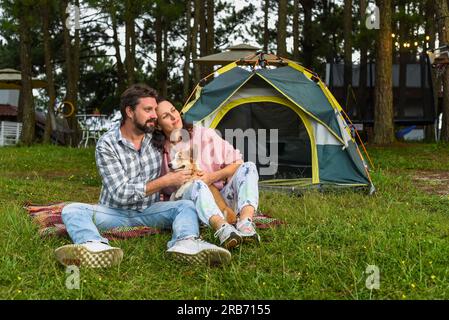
[256, 66, 342, 138]
[186, 66, 342, 139]
[184, 67, 252, 123]
[317, 144, 369, 185]
[182, 59, 375, 193]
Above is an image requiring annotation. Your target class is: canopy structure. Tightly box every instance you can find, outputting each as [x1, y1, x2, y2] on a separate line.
[0, 68, 47, 89]
[182, 53, 375, 194]
[194, 44, 263, 66]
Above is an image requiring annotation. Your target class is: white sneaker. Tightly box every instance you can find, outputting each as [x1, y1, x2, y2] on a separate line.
[214, 223, 242, 249]
[166, 238, 231, 266]
[54, 241, 123, 268]
[236, 218, 260, 243]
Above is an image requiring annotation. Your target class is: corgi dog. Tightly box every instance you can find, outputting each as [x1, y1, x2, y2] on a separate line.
[168, 148, 237, 224]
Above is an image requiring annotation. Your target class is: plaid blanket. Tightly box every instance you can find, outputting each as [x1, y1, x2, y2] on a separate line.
[23, 202, 284, 241]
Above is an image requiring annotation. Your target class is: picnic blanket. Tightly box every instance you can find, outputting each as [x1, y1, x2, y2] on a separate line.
[23, 202, 284, 241]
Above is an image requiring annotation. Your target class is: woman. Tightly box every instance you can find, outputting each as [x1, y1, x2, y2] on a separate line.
[153, 99, 260, 249]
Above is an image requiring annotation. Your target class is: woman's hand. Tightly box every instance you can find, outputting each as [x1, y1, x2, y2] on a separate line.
[195, 170, 216, 186]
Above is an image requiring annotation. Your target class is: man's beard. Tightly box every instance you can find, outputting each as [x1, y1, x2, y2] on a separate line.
[134, 118, 156, 134]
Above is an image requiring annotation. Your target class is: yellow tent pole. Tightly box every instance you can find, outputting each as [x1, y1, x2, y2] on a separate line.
[339, 107, 375, 171]
[181, 61, 240, 113]
[182, 83, 199, 109]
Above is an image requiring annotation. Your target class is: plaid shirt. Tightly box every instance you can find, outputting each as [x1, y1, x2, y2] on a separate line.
[95, 124, 161, 212]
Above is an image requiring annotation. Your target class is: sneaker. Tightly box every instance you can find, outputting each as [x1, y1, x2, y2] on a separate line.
[166, 238, 231, 266]
[214, 223, 242, 249]
[236, 218, 260, 243]
[54, 241, 123, 268]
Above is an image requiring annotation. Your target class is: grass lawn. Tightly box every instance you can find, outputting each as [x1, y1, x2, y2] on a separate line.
[1, 143, 449, 300]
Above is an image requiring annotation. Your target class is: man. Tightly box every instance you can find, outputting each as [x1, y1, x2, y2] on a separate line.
[54, 84, 231, 268]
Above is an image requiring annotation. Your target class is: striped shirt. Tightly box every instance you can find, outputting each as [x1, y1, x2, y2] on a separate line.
[95, 124, 161, 211]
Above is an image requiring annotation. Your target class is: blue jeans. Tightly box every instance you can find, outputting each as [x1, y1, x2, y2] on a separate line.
[61, 200, 199, 249]
[182, 162, 259, 226]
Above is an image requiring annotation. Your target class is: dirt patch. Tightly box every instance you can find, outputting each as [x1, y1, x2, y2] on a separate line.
[412, 170, 449, 196]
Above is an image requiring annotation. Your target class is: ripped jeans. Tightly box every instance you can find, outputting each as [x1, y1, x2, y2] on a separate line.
[61, 200, 199, 249]
[181, 162, 259, 226]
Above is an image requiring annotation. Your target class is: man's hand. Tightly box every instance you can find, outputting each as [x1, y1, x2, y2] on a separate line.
[164, 169, 193, 188]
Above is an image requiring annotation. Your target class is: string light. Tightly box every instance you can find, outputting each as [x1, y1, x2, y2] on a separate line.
[426, 35, 430, 41]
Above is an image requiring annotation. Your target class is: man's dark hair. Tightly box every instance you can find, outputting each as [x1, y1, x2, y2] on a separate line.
[120, 84, 158, 125]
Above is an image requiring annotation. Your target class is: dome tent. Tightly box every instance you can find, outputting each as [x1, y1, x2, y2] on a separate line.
[182, 53, 375, 194]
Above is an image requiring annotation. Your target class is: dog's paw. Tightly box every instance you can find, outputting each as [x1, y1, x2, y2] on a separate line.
[224, 209, 237, 224]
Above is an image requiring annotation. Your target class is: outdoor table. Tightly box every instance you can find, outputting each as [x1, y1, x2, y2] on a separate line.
[76, 114, 108, 148]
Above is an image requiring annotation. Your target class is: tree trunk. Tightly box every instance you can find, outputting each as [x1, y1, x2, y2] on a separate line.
[72, 0, 80, 132]
[300, 0, 313, 68]
[155, 12, 163, 95]
[73, 0, 80, 91]
[323, 1, 333, 63]
[161, 21, 168, 98]
[373, 0, 394, 144]
[18, 5, 35, 145]
[199, 3, 207, 78]
[205, 0, 214, 76]
[61, 0, 80, 146]
[111, 9, 126, 94]
[358, 0, 368, 120]
[292, 0, 300, 61]
[192, 0, 201, 84]
[397, 3, 408, 118]
[263, 0, 269, 52]
[183, 0, 192, 101]
[125, 0, 135, 85]
[425, 0, 437, 141]
[277, 0, 287, 56]
[206, 0, 214, 49]
[344, 0, 353, 111]
[436, 0, 449, 141]
[42, 1, 56, 144]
